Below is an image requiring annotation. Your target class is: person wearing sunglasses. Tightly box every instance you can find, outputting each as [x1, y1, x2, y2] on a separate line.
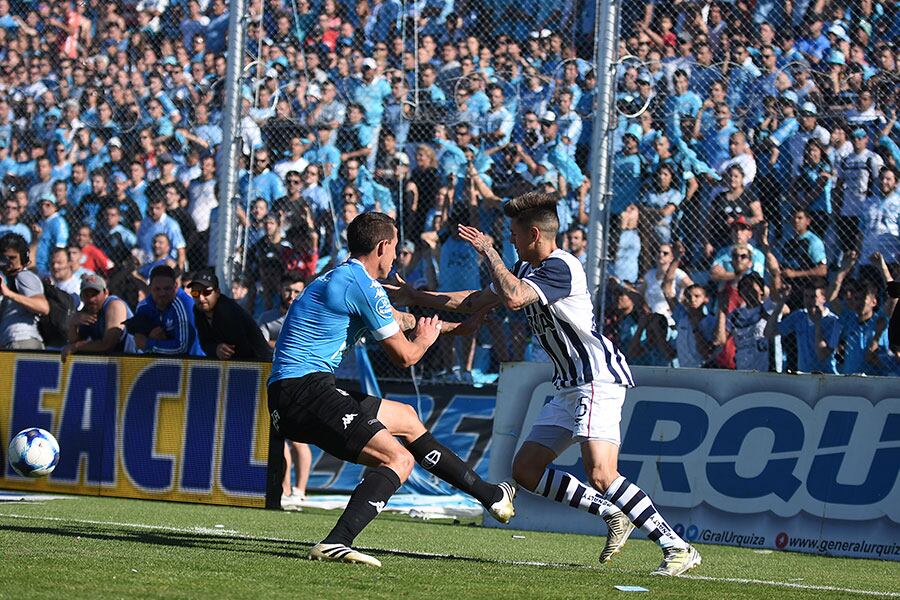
[189, 268, 271, 360]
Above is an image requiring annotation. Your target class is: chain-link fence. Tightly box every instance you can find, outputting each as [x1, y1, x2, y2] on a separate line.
[0, 0, 897, 377]
[602, 5, 900, 377]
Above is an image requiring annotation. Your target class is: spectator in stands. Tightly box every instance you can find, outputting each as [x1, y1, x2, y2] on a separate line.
[0, 232, 48, 349]
[138, 196, 187, 271]
[709, 217, 767, 284]
[641, 164, 682, 252]
[73, 226, 113, 276]
[610, 203, 641, 284]
[131, 265, 203, 356]
[779, 209, 829, 308]
[49, 248, 80, 306]
[96, 205, 138, 267]
[708, 165, 762, 255]
[189, 269, 271, 360]
[32, 193, 68, 277]
[666, 280, 716, 369]
[566, 226, 588, 268]
[860, 167, 900, 268]
[792, 138, 834, 238]
[0, 197, 30, 243]
[765, 278, 841, 374]
[715, 272, 781, 372]
[831, 258, 891, 376]
[640, 242, 693, 323]
[258, 272, 305, 349]
[836, 128, 885, 256]
[60, 274, 133, 362]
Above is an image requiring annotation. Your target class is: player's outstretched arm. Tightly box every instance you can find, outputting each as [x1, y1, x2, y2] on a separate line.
[458, 225, 539, 311]
[380, 315, 443, 368]
[384, 274, 501, 314]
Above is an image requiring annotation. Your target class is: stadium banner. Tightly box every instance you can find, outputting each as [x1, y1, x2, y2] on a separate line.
[486, 363, 900, 560]
[0, 352, 271, 508]
[0, 352, 495, 505]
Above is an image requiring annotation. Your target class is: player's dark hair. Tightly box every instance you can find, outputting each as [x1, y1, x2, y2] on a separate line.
[503, 191, 560, 236]
[347, 211, 397, 255]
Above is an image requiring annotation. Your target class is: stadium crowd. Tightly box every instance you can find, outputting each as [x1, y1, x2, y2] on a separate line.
[0, 0, 897, 377]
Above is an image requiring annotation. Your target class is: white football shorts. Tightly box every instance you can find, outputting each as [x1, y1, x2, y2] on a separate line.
[525, 381, 627, 453]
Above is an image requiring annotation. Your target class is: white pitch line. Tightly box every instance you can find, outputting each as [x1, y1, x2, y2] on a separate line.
[682, 574, 900, 598]
[1, 512, 898, 598]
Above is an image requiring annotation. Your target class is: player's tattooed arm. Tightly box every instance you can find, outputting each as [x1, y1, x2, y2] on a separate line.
[391, 308, 417, 332]
[458, 225, 538, 310]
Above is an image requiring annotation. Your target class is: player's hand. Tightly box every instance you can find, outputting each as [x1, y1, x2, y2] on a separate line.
[448, 305, 491, 337]
[216, 343, 235, 359]
[382, 273, 414, 306]
[414, 315, 442, 346]
[458, 225, 492, 255]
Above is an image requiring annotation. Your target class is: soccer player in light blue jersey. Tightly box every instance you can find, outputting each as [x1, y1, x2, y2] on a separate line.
[390, 193, 700, 576]
[268, 212, 515, 567]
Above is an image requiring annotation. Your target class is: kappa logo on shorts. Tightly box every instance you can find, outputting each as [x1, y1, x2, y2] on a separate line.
[367, 419, 379, 426]
[342, 413, 358, 429]
[271, 410, 281, 432]
[368, 501, 385, 514]
[336, 388, 349, 396]
[422, 450, 442, 470]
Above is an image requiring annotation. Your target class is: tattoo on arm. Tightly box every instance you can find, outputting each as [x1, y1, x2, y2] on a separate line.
[392, 309, 417, 332]
[482, 246, 538, 308]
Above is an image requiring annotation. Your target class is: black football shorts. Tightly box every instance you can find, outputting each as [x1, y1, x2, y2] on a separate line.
[267, 372, 386, 463]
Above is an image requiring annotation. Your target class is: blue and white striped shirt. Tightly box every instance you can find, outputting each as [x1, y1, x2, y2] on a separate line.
[514, 250, 634, 389]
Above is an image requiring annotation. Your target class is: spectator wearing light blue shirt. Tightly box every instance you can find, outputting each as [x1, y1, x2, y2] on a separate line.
[555, 90, 582, 158]
[480, 84, 515, 150]
[304, 125, 342, 183]
[766, 282, 841, 374]
[34, 193, 69, 276]
[667, 70, 703, 118]
[238, 147, 287, 206]
[0, 197, 31, 244]
[137, 197, 187, 271]
[353, 58, 392, 127]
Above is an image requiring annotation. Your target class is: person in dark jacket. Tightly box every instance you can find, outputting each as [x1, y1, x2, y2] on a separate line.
[189, 269, 272, 360]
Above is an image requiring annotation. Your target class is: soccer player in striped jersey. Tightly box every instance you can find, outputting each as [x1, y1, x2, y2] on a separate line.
[389, 192, 701, 576]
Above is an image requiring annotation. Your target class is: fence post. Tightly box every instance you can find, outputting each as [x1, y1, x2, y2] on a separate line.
[215, 0, 248, 289]
[585, 0, 620, 321]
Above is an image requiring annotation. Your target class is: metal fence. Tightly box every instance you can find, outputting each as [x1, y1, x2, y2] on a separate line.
[1, 0, 897, 379]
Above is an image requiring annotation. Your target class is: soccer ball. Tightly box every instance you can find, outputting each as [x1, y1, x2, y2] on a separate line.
[7, 428, 59, 478]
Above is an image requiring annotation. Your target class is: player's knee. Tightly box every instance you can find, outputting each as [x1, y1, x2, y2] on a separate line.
[587, 466, 618, 495]
[385, 447, 415, 482]
[511, 456, 541, 492]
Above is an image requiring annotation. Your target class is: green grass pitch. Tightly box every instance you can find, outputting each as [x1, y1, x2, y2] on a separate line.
[0, 495, 898, 599]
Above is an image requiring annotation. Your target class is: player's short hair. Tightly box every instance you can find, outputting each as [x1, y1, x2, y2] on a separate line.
[503, 191, 560, 236]
[347, 211, 397, 255]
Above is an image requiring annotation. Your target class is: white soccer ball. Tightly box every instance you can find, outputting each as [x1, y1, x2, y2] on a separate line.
[7, 428, 59, 478]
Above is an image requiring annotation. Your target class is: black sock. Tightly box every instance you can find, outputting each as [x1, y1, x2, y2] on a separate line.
[322, 466, 401, 546]
[407, 432, 501, 506]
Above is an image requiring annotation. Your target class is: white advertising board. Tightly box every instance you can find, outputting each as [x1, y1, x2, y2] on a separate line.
[487, 363, 900, 560]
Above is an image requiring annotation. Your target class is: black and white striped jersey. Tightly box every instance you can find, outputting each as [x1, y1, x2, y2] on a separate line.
[513, 249, 634, 390]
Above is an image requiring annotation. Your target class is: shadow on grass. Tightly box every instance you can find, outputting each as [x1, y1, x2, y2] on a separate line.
[0, 523, 309, 559]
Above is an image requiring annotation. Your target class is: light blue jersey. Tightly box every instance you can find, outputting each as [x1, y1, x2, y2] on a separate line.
[269, 259, 399, 384]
